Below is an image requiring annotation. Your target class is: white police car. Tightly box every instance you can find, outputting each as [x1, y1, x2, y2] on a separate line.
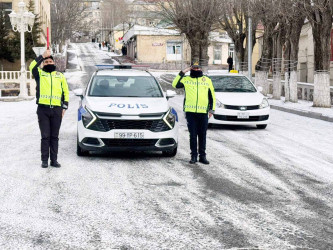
[74, 65, 179, 156]
[208, 72, 270, 129]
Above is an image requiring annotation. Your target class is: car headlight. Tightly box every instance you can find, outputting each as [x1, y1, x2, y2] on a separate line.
[163, 108, 176, 129]
[216, 99, 225, 109]
[260, 98, 269, 109]
[82, 106, 97, 128]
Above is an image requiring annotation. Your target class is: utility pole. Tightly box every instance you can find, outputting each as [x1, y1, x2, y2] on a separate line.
[248, 3, 252, 80]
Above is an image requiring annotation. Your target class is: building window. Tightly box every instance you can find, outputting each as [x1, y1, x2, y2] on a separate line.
[167, 42, 182, 61]
[167, 43, 181, 55]
[214, 45, 222, 61]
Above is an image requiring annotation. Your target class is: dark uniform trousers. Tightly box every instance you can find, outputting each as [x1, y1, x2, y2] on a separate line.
[186, 112, 208, 158]
[37, 106, 63, 162]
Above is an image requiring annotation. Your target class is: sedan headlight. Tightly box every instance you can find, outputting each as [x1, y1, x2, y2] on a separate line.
[82, 106, 97, 128]
[260, 98, 269, 109]
[216, 99, 225, 109]
[163, 108, 176, 129]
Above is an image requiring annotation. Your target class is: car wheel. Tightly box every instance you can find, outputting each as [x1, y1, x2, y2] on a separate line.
[162, 147, 177, 157]
[77, 139, 89, 156]
[256, 124, 267, 129]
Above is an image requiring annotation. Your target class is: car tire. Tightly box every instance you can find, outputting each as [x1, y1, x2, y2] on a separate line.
[256, 124, 267, 129]
[162, 147, 177, 157]
[77, 139, 89, 156]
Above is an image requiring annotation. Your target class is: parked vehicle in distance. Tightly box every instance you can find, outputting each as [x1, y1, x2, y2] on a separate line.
[208, 72, 270, 129]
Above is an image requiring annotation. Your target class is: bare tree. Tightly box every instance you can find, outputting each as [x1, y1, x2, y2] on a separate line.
[101, 0, 131, 31]
[253, 0, 278, 95]
[101, 0, 131, 45]
[153, 0, 224, 68]
[219, 0, 258, 73]
[303, 0, 333, 107]
[272, 21, 286, 99]
[278, 0, 306, 102]
[51, 0, 89, 51]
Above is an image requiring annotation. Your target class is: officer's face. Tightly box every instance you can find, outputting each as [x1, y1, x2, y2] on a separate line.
[44, 58, 54, 66]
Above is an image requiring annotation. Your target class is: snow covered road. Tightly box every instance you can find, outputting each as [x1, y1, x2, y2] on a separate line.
[0, 43, 332, 249]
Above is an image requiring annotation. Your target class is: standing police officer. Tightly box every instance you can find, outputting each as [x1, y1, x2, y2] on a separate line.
[29, 49, 69, 168]
[172, 62, 216, 164]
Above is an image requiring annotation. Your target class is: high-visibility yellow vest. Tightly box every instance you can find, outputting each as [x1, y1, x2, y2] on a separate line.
[172, 72, 216, 113]
[29, 56, 69, 108]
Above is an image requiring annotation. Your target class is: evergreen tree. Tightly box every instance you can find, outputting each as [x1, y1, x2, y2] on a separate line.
[0, 3, 14, 62]
[26, 0, 45, 58]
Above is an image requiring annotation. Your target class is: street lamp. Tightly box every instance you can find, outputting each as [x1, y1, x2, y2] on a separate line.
[9, 1, 35, 98]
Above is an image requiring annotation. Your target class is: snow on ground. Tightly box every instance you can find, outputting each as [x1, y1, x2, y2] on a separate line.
[269, 97, 333, 118]
[150, 70, 179, 78]
[0, 43, 333, 249]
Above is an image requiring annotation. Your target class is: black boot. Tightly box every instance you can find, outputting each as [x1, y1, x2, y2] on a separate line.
[189, 155, 197, 164]
[199, 156, 210, 165]
[50, 161, 61, 168]
[41, 161, 48, 168]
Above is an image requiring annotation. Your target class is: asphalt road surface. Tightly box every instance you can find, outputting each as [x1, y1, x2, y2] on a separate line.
[0, 43, 332, 249]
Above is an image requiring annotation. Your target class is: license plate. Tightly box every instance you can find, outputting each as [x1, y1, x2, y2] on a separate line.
[237, 112, 249, 119]
[114, 132, 144, 139]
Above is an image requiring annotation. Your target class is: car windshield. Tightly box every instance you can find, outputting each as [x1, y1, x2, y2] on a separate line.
[210, 76, 257, 93]
[88, 75, 163, 97]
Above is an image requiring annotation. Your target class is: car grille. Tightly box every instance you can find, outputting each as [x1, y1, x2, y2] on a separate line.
[214, 115, 269, 122]
[224, 105, 260, 110]
[89, 119, 170, 132]
[102, 139, 158, 147]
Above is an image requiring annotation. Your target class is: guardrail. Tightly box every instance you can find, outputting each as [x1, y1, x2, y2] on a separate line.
[267, 79, 333, 104]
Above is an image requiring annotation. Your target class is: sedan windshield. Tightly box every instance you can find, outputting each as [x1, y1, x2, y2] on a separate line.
[88, 75, 163, 97]
[210, 76, 257, 93]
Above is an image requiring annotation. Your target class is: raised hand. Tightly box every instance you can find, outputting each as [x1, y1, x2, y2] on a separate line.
[43, 49, 51, 58]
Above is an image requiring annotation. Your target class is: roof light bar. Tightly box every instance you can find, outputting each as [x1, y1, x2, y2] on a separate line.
[95, 65, 132, 70]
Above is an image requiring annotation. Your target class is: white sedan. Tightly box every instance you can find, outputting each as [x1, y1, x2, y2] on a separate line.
[208, 73, 270, 129]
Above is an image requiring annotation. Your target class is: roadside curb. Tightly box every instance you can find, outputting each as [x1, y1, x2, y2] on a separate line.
[270, 104, 333, 123]
[0, 96, 35, 102]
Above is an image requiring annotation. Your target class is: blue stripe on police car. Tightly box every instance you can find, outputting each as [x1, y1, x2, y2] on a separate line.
[78, 106, 87, 121]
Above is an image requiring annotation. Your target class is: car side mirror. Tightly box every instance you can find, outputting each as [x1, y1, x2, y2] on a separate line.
[166, 90, 176, 100]
[257, 86, 263, 93]
[74, 88, 84, 99]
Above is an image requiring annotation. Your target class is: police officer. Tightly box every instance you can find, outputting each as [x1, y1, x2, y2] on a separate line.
[29, 49, 69, 168]
[172, 62, 216, 164]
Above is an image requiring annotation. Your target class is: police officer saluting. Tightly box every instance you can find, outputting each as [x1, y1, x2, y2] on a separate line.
[29, 49, 69, 168]
[172, 62, 216, 164]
